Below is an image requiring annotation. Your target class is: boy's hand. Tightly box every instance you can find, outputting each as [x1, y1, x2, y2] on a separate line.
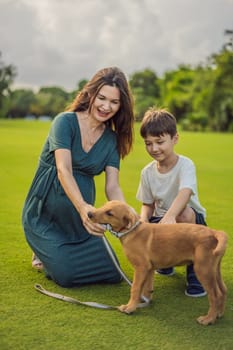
[160, 215, 176, 224]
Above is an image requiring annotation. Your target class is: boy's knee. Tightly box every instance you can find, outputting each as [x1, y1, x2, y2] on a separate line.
[177, 207, 195, 224]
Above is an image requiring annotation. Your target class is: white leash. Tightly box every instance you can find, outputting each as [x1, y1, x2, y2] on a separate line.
[102, 236, 149, 304]
[35, 235, 150, 310]
[34, 283, 117, 309]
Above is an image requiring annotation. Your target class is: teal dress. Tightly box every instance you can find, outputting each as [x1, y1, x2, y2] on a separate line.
[22, 112, 122, 287]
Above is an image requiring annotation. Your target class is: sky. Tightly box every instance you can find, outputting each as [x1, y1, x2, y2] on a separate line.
[0, 0, 232, 91]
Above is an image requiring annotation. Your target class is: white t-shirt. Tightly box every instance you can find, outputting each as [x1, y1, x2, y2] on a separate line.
[136, 155, 206, 218]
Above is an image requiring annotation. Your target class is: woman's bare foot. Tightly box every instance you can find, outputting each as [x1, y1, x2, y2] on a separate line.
[32, 253, 43, 270]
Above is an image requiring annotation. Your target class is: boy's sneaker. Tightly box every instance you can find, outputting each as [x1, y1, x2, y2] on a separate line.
[185, 284, 207, 297]
[185, 264, 207, 297]
[156, 267, 175, 276]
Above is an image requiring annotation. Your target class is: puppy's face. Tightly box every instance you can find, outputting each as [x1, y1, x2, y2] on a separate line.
[88, 200, 139, 232]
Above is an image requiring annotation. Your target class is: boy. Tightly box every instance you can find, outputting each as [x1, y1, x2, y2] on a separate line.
[136, 108, 207, 297]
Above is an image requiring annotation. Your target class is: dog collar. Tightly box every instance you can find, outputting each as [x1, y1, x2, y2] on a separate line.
[104, 221, 141, 238]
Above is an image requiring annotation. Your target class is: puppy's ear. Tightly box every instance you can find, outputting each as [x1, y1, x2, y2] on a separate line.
[124, 209, 139, 229]
[124, 217, 132, 229]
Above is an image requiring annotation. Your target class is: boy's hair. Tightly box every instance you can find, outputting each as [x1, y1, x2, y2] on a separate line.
[140, 108, 177, 138]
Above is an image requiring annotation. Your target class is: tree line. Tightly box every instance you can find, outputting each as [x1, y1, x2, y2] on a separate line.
[0, 30, 232, 131]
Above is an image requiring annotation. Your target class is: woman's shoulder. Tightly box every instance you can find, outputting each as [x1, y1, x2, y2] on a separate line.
[48, 112, 79, 141]
[51, 112, 77, 129]
[53, 111, 76, 122]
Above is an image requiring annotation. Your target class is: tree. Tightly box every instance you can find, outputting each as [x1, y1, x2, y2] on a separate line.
[34, 86, 69, 117]
[7, 89, 36, 118]
[67, 79, 89, 104]
[129, 68, 160, 97]
[223, 29, 233, 51]
[179, 65, 213, 131]
[208, 46, 233, 131]
[0, 52, 17, 116]
[39, 86, 69, 100]
[129, 69, 160, 120]
[77, 79, 88, 91]
[160, 65, 195, 121]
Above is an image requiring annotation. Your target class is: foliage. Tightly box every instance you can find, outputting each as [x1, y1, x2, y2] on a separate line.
[189, 66, 214, 119]
[129, 68, 160, 97]
[34, 86, 70, 117]
[159, 64, 195, 122]
[131, 87, 158, 121]
[6, 89, 36, 118]
[0, 52, 17, 113]
[0, 32, 232, 131]
[1, 120, 233, 350]
[129, 68, 160, 120]
[127, 42, 232, 131]
[77, 78, 88, 91]
[208, 49, 233, 131]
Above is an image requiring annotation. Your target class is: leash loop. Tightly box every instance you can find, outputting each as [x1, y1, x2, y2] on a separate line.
[34, 283, 117, 309]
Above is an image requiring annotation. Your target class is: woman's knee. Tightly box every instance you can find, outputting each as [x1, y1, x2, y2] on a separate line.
[53, 275, 74, 287]
[49, 268, 75, 287]
[43, 259, 75, 287]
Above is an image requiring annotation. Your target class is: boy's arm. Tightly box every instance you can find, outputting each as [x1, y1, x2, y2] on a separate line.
[140, 203, 154, 222]
[160, 188, 192, 224]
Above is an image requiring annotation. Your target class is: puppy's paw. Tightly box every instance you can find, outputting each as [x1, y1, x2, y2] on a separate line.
[197, 315, 216, 326]
[118, 304, 135, 314]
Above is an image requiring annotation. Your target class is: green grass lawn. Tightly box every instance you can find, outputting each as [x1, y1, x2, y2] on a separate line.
[0, 119, 233, 350]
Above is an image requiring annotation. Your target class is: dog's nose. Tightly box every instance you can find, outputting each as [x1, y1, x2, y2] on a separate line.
[87, 212, 93, 219]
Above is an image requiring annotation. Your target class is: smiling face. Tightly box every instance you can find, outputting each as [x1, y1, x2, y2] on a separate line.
[144, 133, 178, 162]
[90, 85, 121, 123]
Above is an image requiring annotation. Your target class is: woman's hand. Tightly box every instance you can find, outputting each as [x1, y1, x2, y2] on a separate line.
[79, 203, 105, 237]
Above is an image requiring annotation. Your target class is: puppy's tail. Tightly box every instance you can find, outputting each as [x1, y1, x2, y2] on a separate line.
[213, 231, 228, 256]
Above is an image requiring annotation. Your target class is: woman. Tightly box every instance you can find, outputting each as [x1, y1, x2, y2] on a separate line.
[22, 67, 134, 287]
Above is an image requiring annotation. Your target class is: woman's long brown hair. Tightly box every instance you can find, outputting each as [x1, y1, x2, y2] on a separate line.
[66, 67, 134, 159]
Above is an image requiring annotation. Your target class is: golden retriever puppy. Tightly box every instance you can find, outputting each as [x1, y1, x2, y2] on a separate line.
[88, 200, 227, 325]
